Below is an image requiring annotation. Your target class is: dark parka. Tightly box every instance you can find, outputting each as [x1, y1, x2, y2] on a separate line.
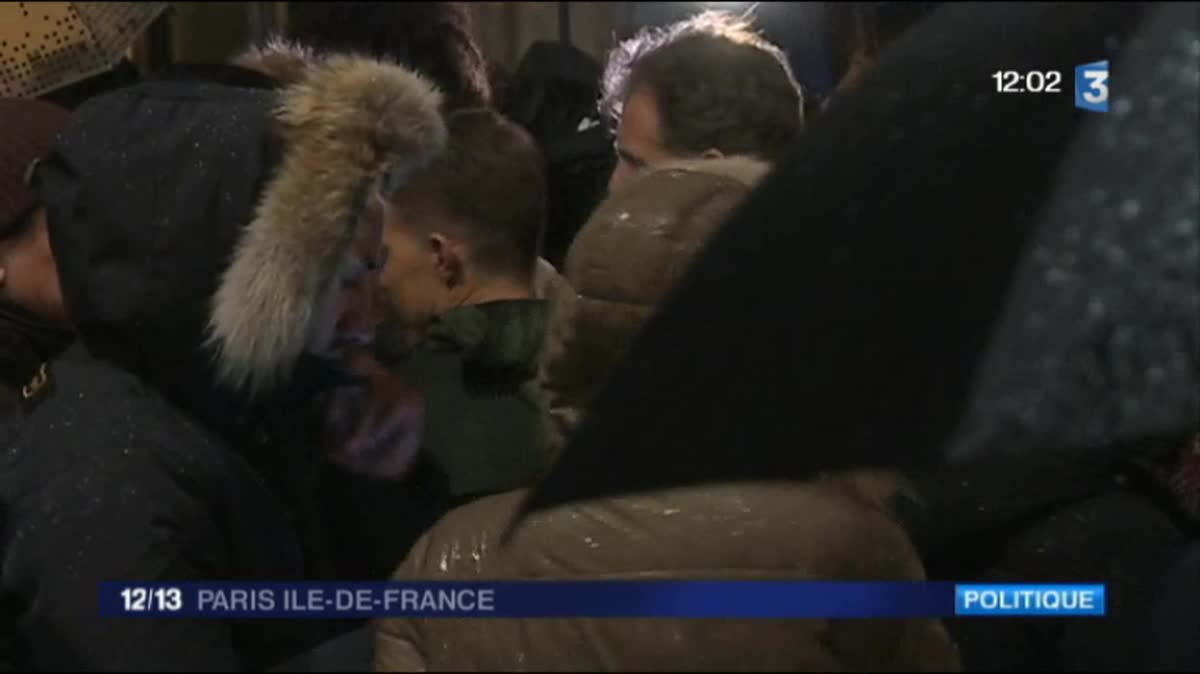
[0, 58, 445, 671]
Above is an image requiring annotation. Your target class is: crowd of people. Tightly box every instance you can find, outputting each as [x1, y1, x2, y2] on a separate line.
[0, 1, 1196, 671]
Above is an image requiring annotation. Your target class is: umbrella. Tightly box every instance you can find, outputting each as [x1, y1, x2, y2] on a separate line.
[0, 2, 167, 98]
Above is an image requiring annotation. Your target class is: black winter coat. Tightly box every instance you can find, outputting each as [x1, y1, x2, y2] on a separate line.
[0, 80, 313, 671]
[898, 445, 1200, 672]
[0, 57, 445, 670]
[0, 344, 310, 671]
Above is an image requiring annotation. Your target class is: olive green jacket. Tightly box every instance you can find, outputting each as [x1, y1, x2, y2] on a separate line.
[394, 299, 553, 497]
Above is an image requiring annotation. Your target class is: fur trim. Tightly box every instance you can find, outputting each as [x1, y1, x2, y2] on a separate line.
[232, 37, 322, 85]
[652, 155, 772, 189]
[208, 56, 447, 395]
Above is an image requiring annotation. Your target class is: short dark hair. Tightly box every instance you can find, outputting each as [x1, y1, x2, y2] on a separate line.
[389, 109, 547, 281]
[601, 11, 803, 162]
[286, 2, 491, 111]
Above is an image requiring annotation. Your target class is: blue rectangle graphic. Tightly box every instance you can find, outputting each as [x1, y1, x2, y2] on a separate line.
[100, 581, 1108, 619]
[102, 581, 957, 619]
[955, 584, 1106, 616]
[1075, 60, 1110, 112]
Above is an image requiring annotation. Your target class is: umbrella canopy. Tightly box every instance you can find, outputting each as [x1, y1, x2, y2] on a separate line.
[945, 0, 1199, 464]
[519, 1, 1197, 515]
[0, 2, 166, 98]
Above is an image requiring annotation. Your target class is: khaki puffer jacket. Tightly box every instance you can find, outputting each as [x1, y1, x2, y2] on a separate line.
[540, 157, 772, 452]
[377, 473, 960, 672]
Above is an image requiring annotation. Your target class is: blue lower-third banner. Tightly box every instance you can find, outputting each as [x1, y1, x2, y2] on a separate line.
[99, 582, 1106, 619]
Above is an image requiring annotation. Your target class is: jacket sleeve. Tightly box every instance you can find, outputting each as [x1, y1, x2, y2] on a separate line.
[6, 429, 243, 670]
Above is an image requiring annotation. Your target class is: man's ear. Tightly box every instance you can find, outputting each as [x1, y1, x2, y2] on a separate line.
[701, 148, 725, 160]
[429, 233, 464, 288]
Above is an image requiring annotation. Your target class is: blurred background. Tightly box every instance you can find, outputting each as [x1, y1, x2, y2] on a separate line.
[126, 2, 838, 98]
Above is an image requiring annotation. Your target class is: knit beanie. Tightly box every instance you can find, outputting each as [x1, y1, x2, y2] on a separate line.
[0, 98, 71, 236]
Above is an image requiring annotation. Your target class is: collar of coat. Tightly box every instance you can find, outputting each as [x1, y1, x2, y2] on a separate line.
[420, 300, 550, 381]
[648, 155, 772, 190]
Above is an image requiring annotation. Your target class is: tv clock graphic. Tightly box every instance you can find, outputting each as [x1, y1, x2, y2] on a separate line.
[991, 61, 1110, 112]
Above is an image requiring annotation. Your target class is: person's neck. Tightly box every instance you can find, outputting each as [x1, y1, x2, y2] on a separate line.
[447, 278, 534, 311]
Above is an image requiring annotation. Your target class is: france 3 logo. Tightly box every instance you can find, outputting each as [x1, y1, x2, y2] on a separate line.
[1075, 61, 1110, 112]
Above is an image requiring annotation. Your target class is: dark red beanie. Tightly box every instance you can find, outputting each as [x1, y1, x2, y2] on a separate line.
[0, 98, 71, 236]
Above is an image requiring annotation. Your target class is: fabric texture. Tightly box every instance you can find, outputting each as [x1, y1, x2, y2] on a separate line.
[0, 343, 311, 671]
[377, 481, 960, 672]
[539, 156, 770, 452]
[409, 299, 552, 497]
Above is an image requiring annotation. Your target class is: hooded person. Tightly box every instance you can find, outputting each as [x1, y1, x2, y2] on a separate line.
[0, 56, 445, 671]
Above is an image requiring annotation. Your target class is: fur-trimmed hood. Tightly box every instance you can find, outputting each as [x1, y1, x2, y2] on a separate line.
[209, 55, 446, 394]
[36, 55, 445, 417]
[232, 37, 321, 86]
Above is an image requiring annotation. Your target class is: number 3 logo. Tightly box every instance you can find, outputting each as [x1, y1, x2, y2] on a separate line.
[1082, 71, 1109, 103]
[1075, 61, 1110, 112]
